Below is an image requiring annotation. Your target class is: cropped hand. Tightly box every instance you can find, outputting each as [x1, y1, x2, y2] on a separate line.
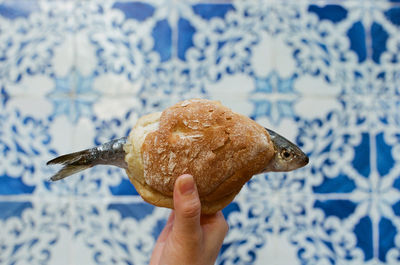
[149, 174, 229, 265]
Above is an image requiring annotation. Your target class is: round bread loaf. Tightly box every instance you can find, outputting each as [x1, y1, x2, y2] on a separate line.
[124, 99, 275, 214]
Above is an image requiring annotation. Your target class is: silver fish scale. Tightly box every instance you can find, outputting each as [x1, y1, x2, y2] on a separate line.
[90, 137, 128, 169]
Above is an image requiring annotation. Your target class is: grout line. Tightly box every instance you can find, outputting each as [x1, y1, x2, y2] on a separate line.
[369, 131, 380, 261]
[313, 192, 358, 200]
[70, 0, 78, 179]
[0, 195, 39, 201]
[0, 194, 145, 203]
[363, 0, 374, 63]
[69, 195, 74, 265]
[266, 0, 399, 5]
[118, 0, 400, 5]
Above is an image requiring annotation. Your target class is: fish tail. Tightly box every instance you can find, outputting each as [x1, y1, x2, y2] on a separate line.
[47, 137, 128, 181]
[47, 149, 95, 181]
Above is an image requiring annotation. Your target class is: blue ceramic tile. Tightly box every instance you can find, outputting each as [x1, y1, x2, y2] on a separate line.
[107, 202, 154, 220]
[376, 132, 395, 176]
[192, 3, 235, 20]
[312, 174, 356, 194]
[1, 86, 9, 106]
[371, 22, 389, 64]
[308, 4, 348, 23]
[112, 2, 155, 22]
[151, 218, 167, 240]
[379, 217, 396, 262]
[250, 72, 297, 124]
[393, 201, 400, 216]
[0, 175, 35, 195]
[0, 109, 57, 192]
[152, 19, 172, 62]
[109, 178, 139, 196]
[47, 70, 100, 123]
[354, 216, 374, 261]
[0, 201, 33, 220]
[352, 133, 371, 178]
[384, 7, 400, 26]
[0, 0, 40, 20]
[221, 202, 240, 219]
[1, 0, 400, 264]
[394, 178, 400, 191]
[313, 199, 357, 220]
[347, 21, 367, 63]
[177, 18, 196, 61]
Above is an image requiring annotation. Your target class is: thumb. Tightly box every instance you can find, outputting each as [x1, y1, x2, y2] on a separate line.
[172, 174, 201, 238]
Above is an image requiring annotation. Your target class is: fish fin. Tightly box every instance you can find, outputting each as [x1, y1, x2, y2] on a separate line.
[49, 164, 93, 181]
[47, 149, 93, 181]
[46, 150, 89, 166]
[47, 137, 128, 181]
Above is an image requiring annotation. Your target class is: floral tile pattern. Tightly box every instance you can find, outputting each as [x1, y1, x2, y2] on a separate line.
[1, 0, 400, 264]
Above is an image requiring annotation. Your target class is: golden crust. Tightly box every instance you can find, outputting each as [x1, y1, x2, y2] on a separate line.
[128, 171, 240, 215]
[125, 99, 275, 214]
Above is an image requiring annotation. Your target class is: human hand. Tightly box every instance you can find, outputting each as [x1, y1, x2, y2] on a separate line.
[149, 174, 229, 265]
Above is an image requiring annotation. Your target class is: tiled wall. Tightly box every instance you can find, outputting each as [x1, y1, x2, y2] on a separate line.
[1, 1, 400, 264]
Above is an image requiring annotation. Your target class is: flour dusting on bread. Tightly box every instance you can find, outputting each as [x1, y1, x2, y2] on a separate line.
[141, 99, 275, 199]
[48, 98, 306, 214]
[123, 99, 276, 213]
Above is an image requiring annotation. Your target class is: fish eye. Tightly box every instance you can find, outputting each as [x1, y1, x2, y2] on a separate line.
[281, 149, 292, 160]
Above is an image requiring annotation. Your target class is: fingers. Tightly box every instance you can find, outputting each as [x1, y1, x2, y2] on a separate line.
[151, 175, 229, 265]
[203, 211, 229, 263]
[172, 174, 202, 241]
[156, 211, 175, 243]
[203, 211, 228, 242]
[149, 211, 175, 265]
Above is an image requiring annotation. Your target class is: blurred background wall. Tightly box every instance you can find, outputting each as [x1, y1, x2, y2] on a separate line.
[1, 0, 400, 264]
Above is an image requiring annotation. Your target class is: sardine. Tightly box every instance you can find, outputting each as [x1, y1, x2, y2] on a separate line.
[47, 128, 308, 181]
[263, 128, 309, 172]
[47, 137, 128, 181]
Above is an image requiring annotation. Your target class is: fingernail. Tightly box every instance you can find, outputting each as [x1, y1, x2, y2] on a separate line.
[179, 174, 195, 195]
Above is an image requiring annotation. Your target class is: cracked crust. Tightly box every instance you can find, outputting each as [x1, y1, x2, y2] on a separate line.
[124, 99, 275, 214]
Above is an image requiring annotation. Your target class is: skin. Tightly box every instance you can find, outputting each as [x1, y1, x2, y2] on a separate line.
[149, 174, 229, 265]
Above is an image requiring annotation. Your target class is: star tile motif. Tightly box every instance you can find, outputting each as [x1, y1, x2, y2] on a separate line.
[1, 1, 400, 264]
[250, 71, 298, 125]
[47, 69, 99, 123]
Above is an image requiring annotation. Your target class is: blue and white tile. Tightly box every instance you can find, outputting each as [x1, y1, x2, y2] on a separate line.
[297, 109, 400, 264]
[70, 199, 169, 265]
[77, 1, 159, 82]
[218, 168, 313, 265]
[0, 107, 57, 191]
[0, 1, 75, 86]
[294, 75, 342, 120]
[0, 199, 72, 265]
[250, 31, 295, 79]
[1, 0, 400, 264]
[92, 74, 142, 121]
[184, 2, 255, 83]
[201, 73, 253, 116]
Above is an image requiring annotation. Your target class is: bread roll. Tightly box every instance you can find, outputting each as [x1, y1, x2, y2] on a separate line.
[124, 99, 274, 214]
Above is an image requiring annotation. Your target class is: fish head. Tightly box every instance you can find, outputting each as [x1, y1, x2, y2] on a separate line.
[263, 128, 309, 172]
